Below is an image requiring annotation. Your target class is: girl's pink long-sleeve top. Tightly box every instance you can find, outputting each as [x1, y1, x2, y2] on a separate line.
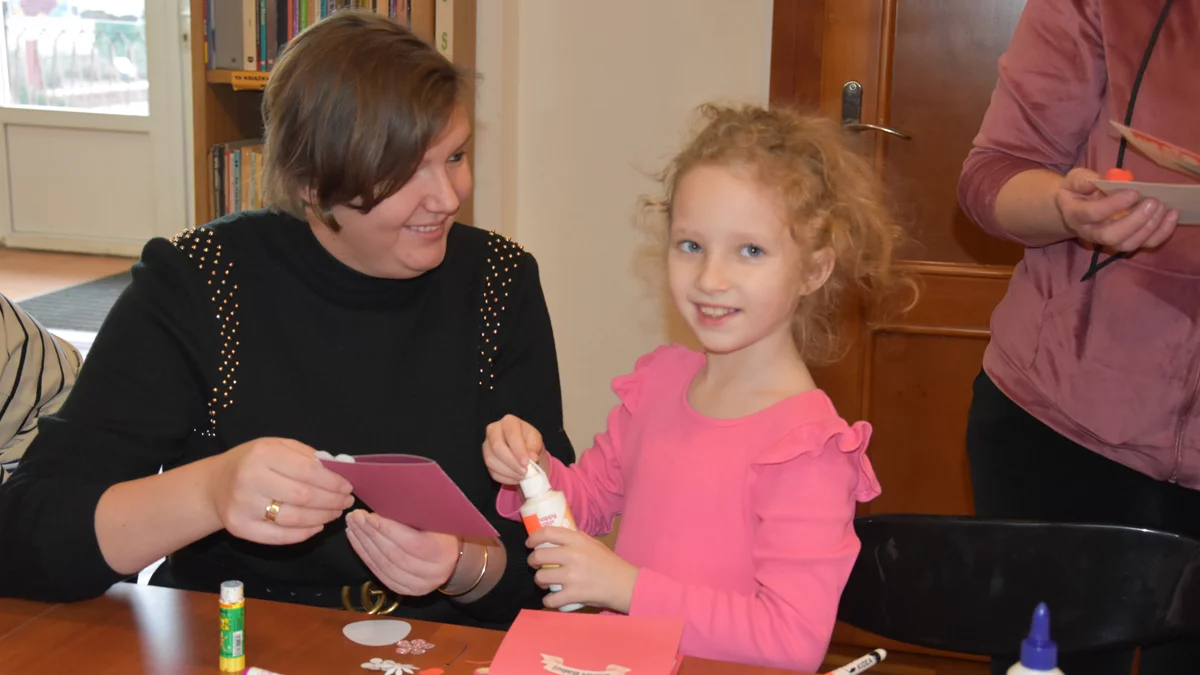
[498, 345, 881, 672]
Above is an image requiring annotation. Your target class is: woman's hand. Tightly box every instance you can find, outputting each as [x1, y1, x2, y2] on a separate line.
[483, 414, 548, 485]
[527, 526, 639, 613]
[346, 510, 461, 597]
[205, 437, 355, 546]
[1057, 168, 1179, 252]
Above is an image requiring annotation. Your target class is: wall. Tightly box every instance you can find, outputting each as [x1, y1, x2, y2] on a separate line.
[474, 0, 773, 452]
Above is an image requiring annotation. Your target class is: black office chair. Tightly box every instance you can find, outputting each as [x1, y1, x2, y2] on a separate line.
[837, 515, 1200, 659]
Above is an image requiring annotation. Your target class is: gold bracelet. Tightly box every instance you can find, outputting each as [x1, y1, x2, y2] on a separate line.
[438, 542, 489, 598]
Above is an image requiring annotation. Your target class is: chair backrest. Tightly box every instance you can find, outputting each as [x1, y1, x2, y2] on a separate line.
[837, 514, 1200, 656]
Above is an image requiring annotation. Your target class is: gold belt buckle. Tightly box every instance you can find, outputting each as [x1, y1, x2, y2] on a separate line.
[341, 581, 400, 615]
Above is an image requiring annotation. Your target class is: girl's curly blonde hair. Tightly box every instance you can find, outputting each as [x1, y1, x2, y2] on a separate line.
[643, 103, 917, 365]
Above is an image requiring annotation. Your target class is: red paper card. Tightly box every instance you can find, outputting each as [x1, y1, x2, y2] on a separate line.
[320, 454, 498, 538]
[489, 609, 684, 675]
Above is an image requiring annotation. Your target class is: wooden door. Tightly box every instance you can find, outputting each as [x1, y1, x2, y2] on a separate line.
[771, 1, 1028, 672]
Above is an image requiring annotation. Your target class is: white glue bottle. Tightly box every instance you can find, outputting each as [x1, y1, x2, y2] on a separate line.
[1008, 602, 1064, 675]
[518, 461, 584, 612]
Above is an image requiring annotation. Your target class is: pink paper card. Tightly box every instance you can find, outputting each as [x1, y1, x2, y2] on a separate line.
[489, 609, 684, 675]
[1090, 122, 1200, 226]
[1111, 121, 1200, 180]
[320, 454, 498, 538]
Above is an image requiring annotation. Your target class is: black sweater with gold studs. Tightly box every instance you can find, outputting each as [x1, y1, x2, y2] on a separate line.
[0, 210, 575, 629]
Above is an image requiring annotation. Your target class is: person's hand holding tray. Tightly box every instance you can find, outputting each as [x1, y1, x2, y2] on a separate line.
[317, 453, 499, 538]
[1090, 179, 1200, 225]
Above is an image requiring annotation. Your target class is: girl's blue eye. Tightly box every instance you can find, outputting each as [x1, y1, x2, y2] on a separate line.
[448, 152, 466, 163]
[677, 240, 702, 253]
[741, 244, 765, 258]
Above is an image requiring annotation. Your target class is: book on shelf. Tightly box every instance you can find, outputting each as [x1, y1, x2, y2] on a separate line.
[434, 0, 453, 61]
[206, 0, 411, 73]
[211, 140, 265, 218]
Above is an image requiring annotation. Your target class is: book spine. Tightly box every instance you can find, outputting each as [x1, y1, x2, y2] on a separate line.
[224, 147, 234, 215]
[258, 0, 267, 71]
[204, 0, 212, 67]
[233, 149, 242, 213]
[242, 0, 257, 70]
[211, 1, 243, 70]
[249, 148, 256, 208]
[434, 0, 453, 60]
[212, 144, 224, 219]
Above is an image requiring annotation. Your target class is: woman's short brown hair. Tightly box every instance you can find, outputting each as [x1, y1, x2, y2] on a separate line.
[262, 11, 465, 229]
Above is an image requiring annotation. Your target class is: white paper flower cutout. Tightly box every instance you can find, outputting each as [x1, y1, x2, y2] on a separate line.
[361, 658, 419, 674]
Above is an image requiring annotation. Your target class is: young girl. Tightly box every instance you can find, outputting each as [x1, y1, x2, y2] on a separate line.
[482, 104, 912, 671]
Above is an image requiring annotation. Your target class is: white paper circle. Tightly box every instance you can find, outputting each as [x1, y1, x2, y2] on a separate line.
[342, 619, 412, 646]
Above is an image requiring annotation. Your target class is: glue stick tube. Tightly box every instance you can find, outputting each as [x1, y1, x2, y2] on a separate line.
[519, 462, 584, 612]
[220, 580, 246, 672]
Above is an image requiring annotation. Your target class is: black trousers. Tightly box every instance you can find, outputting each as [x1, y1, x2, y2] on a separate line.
[966, 370, 1200, 675]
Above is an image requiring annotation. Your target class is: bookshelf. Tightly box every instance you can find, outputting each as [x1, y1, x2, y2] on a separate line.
[188, 0, 477, 227]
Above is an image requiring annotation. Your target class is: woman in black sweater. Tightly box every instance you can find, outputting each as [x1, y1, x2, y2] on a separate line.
[0, 11, 574, 629]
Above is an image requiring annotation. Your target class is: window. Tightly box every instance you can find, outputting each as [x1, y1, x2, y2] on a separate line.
[0, 0, 148, 115]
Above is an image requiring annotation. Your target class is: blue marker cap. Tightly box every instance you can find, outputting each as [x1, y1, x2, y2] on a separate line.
[1020, 602, 1057, 671]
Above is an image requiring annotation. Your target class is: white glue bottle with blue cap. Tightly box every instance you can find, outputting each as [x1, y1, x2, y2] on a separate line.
[1009, 602, 1064, 675]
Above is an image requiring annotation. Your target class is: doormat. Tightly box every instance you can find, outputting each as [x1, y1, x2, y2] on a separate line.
[17, 271, 132, 333]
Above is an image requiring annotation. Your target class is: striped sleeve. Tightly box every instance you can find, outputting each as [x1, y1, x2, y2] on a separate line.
[0, 294, 82, 483]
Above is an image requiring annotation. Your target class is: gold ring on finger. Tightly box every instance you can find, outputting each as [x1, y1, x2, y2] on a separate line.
[265, 499, 282, 523]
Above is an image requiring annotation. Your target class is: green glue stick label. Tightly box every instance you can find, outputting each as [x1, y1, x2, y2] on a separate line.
[220, 601, 244, 659]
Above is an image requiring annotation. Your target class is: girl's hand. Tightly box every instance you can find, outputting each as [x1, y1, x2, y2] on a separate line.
[205, 437, 355, 546]
[483, 414, 547, 484]
[345, 510, 461, 597]
[1056, 167, 1178, 251]
[527, 526, 639, 613]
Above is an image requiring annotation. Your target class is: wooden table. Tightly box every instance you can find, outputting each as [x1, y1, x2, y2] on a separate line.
[0, 598, 54, 641]
[0, 583, 806, 674]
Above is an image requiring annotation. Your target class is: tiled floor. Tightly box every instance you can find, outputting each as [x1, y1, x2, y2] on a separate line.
[0, 247, 135, 301]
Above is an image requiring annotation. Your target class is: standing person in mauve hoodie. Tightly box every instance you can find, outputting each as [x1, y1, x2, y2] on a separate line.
[958, 0, 1198, 673]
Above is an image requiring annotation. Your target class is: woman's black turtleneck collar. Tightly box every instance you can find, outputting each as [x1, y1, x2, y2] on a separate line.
[255, 210, 448, 310]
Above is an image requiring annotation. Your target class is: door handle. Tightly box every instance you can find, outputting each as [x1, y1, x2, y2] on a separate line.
[844, 122, 912, 139]
[841, 81, 912, 140]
